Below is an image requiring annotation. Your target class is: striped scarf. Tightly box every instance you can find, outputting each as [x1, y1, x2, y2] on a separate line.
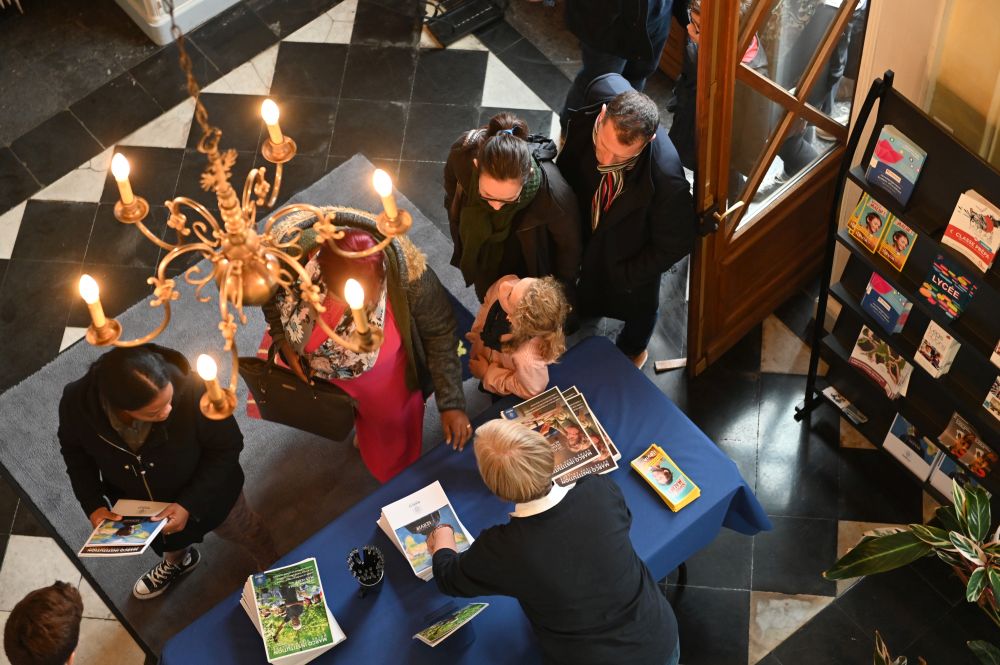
[591, 122, 642, 230]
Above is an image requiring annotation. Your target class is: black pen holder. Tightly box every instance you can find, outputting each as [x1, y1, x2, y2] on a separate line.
[347, 545, 385, 599]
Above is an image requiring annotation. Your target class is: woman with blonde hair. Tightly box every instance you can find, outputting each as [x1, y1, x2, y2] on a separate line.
[467, 274, 569, 399]
[427, 420, 679, 665]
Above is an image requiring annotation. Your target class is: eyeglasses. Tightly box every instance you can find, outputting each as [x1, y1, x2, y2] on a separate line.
[478, 184, 524, 207]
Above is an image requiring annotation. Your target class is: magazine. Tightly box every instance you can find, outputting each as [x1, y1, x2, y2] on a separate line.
[501, 387, 600, 478]
[78, 516, 167, 558]
[630, 444, 700, 512]
[240, 558, 346, 664]
[938, 412, 997, 479]
[377, 481, 473, 581]
[820, 386, 868, 425]
[561, 386, 620, 460]
[875, 216, 917, 271]
[914, 320, 960, 378]
[929, 453, 981, 498]
[847, 325, 913, 399]
[860, 271, 912, 335]
[918, 253, 978, 320]
[413, 602, 489, 647]
[941, 190, 1000, 272]
[882, 414, 937, 480]
[553, 387, 619, 486]
[983, 376, 1000, 424]
[866, 124, 926, 205]
[847, 192, 891, 253]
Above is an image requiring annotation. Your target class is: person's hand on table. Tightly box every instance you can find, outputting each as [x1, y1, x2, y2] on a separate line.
[426, 524, 457, 555]
[469, 354, 489, 379]
[89, 507, 123, 528]
[152, 503, 190, 535]
[441, 409, 473, 451]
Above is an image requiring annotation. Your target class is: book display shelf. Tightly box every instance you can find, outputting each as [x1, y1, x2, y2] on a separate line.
[796, 71, 1000, 505]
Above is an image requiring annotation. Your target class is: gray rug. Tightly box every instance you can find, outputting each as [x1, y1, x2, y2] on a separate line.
[0, 154, 487, 655]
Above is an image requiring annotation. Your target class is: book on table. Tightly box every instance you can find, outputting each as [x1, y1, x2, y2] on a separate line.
[913, 320, 960, 378]
[412, 602, 489, 647]
[377, 481, 473, 581]
[630, 443, 700, 512]
[985, 376, 1000, 424]
[875, 216, 917, 271]
[847, 192, 891, 253]
[941, 189, 1000, 272]
[882, 414, 938, 480]
[821, 386, 868, 425]
[551, 386, 620, 486]
[848, 325, 913, 399]
[500, 386, 602, 480]
[938, 412, 997, 479]
[239, 558, 346, 664]
[918, 252, 978, 320]
[860, 271, 912, 335]
[78, 499, 170, 557]
[865, 124, 926, 206]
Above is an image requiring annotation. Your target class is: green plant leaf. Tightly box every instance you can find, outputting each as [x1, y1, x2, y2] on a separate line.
[951, 532, 987, 566]
[985, 542, 1000, 557]
[936, 504, 963, 533]
[824, 531, 931, 580]
[937, 549, 964, 567]
[989, 568, 1000, 606]
[874, 631, 893, 665]
[954, 480, 970, 530]
[968, 567, 988, 602]
[966, 486, 992, 542]
[968, 640, 1000, 665]
[910, 523, 952, 548]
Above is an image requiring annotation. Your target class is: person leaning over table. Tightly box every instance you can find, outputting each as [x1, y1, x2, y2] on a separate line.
[57, 345, 278, 600]
[261, 210, 472, 482]
[427, 419, 680, 665]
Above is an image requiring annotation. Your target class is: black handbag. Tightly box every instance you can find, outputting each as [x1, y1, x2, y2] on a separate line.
[238, 345, 357, 441]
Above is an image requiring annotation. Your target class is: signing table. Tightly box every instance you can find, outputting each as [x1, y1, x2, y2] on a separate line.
[162, 336, 770, 664]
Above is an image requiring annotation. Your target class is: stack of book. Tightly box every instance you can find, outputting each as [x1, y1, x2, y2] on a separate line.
[630, 444, 700, 512]
[919, 253, 978, 320]
[78, 499, 169, 558]
[882, 414, 978, 496]
[914, 320, 960, 378]
[848, 325, 913, 399]
[860, 272, 912, 335]
[240, 558, 346, 664]
[942, 190, 999, 273]
[865, 124, 926, 206]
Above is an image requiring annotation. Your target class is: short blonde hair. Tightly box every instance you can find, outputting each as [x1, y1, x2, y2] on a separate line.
[474, 420, 554, 504]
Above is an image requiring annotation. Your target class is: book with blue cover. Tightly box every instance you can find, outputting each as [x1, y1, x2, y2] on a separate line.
[866, 124, 926, 205]
[860, 272, 912, 335]
[882, 413, 937, 480]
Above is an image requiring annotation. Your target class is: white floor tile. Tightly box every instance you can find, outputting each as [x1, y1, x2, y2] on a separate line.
[760, 315, 828, 376]
[75, 618, 145, 665]
[284, 12, 353, 44]
[60, 326, 89, 352]
[0, 536, 82, 612]
[839, 419, 876, 450]
[481, 53, 549, 110]
[203, 44, 278, 95]
[549, 111, 561, 141]
[748, 591, 833, 664]
[0, 612, 8, 665]
[119, 97, 197, 149]
[32, 148, 113, 204]
[77, 577, 116, 621]
[0, 201, 26, 260]
[835, 520, 905, 596]
[328, 0, 357, 22]
[448, 33, 488, 51]
[923, 491, 942, 524]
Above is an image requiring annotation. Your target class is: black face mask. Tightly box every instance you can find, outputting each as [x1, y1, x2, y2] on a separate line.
[480, 300, 511, 352]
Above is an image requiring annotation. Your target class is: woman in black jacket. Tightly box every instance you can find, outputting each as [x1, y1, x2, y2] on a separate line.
[58, 345, 276, 600]
[443, 112, 582, 303]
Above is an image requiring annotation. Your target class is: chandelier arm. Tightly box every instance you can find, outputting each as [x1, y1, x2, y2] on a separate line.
[156, 242, 217, 281]
[262, 203, 336, 236]
[227, 343, 241, 395]
[265, 162, 283, 208]
[169, 197, 223, 236]
[111, 300, 173, 348]
[216, 262, 239, 352]
[133, 217, 183, 252]
[241, 168, 261, 219]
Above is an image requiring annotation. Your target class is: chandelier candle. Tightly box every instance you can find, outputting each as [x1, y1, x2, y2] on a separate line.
[344, 279, 369, 335]
[372, 169, 398, 220]
[196, 354, 225, 405]
[110, 153, 134, 205]
[260, 99, 283, 145]
[78, 275, 106, 328]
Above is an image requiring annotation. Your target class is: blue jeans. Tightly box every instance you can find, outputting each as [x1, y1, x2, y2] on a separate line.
[667, 639, 680, 665]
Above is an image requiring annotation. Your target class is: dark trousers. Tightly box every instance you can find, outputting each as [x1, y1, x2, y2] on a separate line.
[577, 284, 660, 358]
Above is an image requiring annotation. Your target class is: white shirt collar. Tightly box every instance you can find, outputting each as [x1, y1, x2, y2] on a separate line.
[511, 482, 575, 518]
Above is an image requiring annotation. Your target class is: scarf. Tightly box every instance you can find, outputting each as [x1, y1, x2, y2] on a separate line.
[274, 254, 388, 380]
[458, 158, 541, 299]
[591, 121, 642, 230]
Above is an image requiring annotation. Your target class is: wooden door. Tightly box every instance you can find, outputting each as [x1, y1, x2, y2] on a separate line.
[686, 0, 867, 374]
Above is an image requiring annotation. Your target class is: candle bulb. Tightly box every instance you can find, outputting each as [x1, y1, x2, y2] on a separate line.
[372, 169, 398, 220]
[196, 354, 226, 404]
[261, 99, 284, 145]
[78, 274, 107, 329]
[344, 279, 369, 335]
[110, 153, 134, 205]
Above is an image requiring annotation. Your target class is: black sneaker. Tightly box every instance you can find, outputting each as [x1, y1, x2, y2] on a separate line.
[133, 547, 201, 600]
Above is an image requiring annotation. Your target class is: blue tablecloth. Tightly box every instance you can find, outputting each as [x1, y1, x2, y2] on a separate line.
[161, 336, 770, 664]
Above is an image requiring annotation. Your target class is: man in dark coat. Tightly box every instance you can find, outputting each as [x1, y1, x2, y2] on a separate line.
[557, 73, 697, 368]
[58, 345, 276, 599]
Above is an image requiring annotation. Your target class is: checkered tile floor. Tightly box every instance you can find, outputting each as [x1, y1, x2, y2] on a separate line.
[0, 2, 968, 663]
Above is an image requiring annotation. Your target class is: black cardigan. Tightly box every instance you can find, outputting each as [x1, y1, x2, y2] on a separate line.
[57, 347, 245, 552]
[432, 475, 678, 665]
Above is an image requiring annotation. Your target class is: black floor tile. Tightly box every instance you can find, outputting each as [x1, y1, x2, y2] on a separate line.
[908, 553, 965, 607]
[189, 4, 278, 73]
[672, 586, 750, 665]
[270, 43, 349, 101]
[271, 98, 337, 156]
[837, 448, 924, 524]
[494, 38, 571, 111]
[0, 259, 80, 331]
[0, 534, 8, 570]
[756, 655, 783, 665]
[99, 146, 185, 210]
[130, 41, 220, 111]
[84, 204, 168, 269]
[351, 0, 421, 47]
[668, 527, 754, 591]
[0, 260, 6, 291]
[70, 72, 163, 148]
[0, 322, 66, 392]
[771, 604, 874, 665]
[0, 149, 40, 215]
[174, 149, 259, 215]
[905, 599, 999, 665]
[259, 154, 331, 209]
[9, 112, 103, 187]
[246, 0, 338, 37]
[396, 160, 448, 231]
[478, 107, 554, 138]
[341, 45, 417, 103]
[752, 515, 838, 596]
[10, 501, 48, 538]
[185, 93, 268, 152]
[772, 286, 816, 344]
[412, 49, 489, 105]
[0, 50, 66, 147]
[838, 566, 953, 650]
[67, 264, 164, 328]
[330, 99, 407, 160]
[9, 201, 96, 263]
[755, 374, 842, 518]
[684, 362, 760, 445]
[474, 20, 524, 54]
[0, 476, 19, 533]
[402, 103, 479, 162]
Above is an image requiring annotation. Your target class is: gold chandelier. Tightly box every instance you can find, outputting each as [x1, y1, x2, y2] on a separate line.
[76, 18, 413, 421]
